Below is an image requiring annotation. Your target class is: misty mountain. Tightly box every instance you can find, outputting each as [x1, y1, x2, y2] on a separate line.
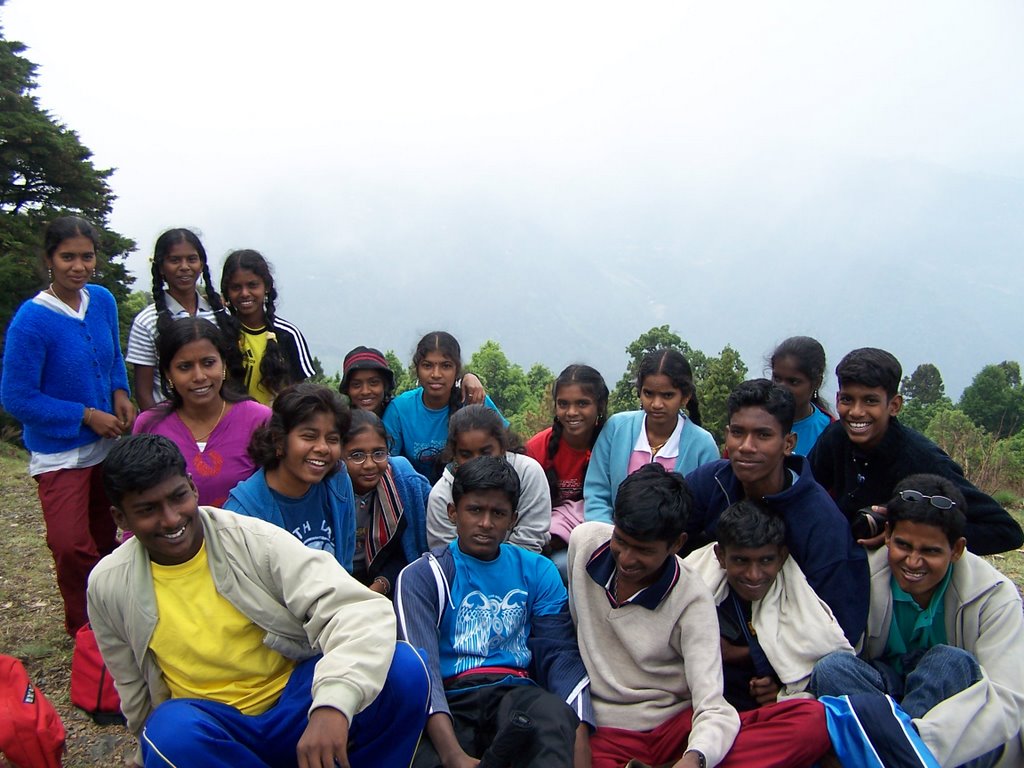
[277, 151, 1023, 400]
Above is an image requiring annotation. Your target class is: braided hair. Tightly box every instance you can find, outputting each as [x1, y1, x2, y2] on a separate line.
[221, 249, 295, 398]
[150, 228, 243, 382]
[636, 348, 703, 426]
[546, 364, 608, 504]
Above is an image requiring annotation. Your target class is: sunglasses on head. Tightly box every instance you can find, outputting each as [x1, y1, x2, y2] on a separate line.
[898, 489, 957, 510]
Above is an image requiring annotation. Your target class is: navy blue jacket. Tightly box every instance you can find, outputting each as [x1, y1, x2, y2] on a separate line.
[684, 455, 869, 645]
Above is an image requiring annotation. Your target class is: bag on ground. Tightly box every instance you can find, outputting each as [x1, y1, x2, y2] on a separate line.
[0, 653, 65, 768]
[70, 623, 123, 726]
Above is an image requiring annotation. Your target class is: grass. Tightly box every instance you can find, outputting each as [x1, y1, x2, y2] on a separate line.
[1, 446, 1021, 767]
[0, 449, 134, 767]
[984, 504, 1024, 588]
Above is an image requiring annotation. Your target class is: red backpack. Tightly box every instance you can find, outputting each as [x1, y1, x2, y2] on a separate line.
[69, 624, 123, 726]
[0, 654, 65, 768]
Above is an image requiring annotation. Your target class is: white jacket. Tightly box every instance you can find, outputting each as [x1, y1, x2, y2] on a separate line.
[684, 543, 853, 700]
[863, 547, 1024, 767]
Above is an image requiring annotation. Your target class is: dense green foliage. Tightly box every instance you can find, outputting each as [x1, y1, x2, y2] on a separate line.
[0, 21, 135, 436]
[902, 363, 945, 404]
[899, 361, 1024, 494]
[0, 27, 135, 347]
[959, 361, 1023, 438]
[606, 325, 746, 441]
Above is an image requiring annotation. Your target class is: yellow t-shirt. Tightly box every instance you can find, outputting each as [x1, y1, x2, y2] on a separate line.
[238, 325, 271, 404]
[150, 542, 295, 714]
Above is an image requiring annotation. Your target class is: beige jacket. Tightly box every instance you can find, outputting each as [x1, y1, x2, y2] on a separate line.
[684, 543, 853, 700]
[864, 547, 1024, 767]
[87, 506, 397, 742]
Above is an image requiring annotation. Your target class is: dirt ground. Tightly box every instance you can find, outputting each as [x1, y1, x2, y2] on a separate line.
[0, 450, 135, 767]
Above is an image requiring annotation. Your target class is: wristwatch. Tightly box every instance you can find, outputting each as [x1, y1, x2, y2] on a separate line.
[684, 750, 706, 768]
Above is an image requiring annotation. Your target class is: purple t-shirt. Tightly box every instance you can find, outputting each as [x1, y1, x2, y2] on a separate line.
[133, 399, 271, 506]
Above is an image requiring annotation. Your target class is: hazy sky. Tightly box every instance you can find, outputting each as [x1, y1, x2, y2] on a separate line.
[5, 1, 1023, 396]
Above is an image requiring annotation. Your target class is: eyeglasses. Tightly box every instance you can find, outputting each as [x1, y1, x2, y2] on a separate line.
[346, 449, 389, 465]
[898, 489, 957, 510]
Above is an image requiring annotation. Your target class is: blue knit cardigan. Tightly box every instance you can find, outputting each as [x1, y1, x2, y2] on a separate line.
[1, 286, 130, 454]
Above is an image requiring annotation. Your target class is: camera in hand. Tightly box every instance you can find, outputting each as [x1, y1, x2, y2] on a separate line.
[851, 507, 887, 541]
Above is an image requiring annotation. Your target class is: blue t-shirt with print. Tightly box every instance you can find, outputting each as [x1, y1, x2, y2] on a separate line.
[271, 482, 337, 558]
[439, 540, 566, 681]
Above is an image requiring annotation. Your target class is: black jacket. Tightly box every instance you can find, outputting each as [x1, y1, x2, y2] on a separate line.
[808, 417, 1023, 556]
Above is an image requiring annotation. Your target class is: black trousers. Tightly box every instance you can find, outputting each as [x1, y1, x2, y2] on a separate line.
[413, 683, 579, 768]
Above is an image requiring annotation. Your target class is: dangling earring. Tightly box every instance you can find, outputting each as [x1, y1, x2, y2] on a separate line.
[813, 390, 819, 401]
[168, 381, 175, 391]
[222, 370, 227, 381]
[47, 267, 53, 281]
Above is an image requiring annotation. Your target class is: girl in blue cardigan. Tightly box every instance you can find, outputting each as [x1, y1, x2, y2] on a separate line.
[342, 409, 430, 597]
[583, 349, 719, 524]
[0, 216, 137, 635]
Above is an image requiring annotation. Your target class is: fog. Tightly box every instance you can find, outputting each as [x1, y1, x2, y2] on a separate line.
[5, 0, 1023, 396]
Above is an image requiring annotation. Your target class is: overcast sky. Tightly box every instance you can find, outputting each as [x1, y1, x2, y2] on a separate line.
[5, 1, 1023, 396]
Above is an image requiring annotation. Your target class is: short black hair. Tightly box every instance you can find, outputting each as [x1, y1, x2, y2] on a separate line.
[726, 379, 796, 433]
[887, 473, 967, 547]
[717, 500, 786, 550]
[836, 348, 902, 399]
[248, 383, 350, 471]
[613, 463, 692, 542]
[451, 456, 521, 510]
[103, 434, 188, 508]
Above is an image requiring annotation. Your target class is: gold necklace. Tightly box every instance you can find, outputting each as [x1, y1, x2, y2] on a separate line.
[649, 438, 669, 456]
[184, 400, 227, 442]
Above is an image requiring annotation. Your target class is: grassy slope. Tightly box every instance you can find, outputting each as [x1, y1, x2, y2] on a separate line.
[0, 450, 134, 767]
[1, 447, 1021, 767]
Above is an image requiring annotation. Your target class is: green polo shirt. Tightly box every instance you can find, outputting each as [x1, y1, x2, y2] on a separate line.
[883, 565, 953, 675]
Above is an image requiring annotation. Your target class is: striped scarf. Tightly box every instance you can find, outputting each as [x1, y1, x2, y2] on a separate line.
[366, 463, 404, 570]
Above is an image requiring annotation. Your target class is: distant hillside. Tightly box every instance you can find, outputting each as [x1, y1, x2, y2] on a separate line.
[278, 151, 1023, 398]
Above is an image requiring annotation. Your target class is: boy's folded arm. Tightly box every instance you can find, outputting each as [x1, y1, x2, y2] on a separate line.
[87, 572, 155, 738]
[916, 582, 1024, 764]
[394, 557, 451, 717]
[267, 531, 397, 721]
[956, 482, 1024, 555]
[674, 595, 741, 766]
[528, 608, 594, 726]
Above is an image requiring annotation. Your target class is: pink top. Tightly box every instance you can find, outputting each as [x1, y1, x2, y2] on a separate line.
[626, 413, 684, 476]
[626, 450, 676, 476]
[133, 399, 271, 506]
